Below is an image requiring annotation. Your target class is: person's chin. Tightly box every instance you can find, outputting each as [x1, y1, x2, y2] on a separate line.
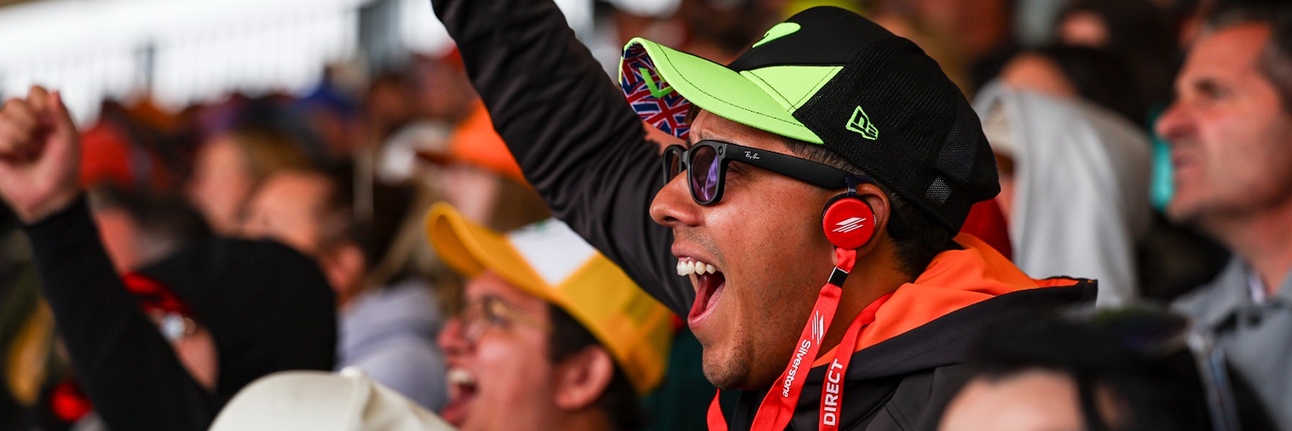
[701, 340, 759, 389]
[1164, 195, 1203, 225]
[701, 355, 743, 389]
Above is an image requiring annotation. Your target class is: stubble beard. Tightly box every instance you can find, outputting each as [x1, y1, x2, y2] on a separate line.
[701, 331, 753, 389]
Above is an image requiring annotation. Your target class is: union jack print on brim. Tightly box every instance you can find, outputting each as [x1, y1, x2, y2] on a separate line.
[620, 43, 694, 139]
[618, 38, 824, 144]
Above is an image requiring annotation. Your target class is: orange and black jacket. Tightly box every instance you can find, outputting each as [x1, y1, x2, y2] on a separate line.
[431, 0, 1097, 429]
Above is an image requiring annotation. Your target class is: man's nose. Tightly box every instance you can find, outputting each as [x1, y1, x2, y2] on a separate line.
[437, 316, 470, 355]
[1154, 101, 1192, 146]
[649, 174, 702, 228]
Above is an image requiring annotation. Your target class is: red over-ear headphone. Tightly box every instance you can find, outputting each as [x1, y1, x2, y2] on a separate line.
[822, 176, 876, 250]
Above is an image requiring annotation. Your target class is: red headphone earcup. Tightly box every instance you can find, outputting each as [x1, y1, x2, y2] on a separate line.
[822, 195, 875, 250]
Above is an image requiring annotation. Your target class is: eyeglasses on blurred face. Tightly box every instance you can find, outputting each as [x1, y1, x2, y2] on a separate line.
[455, 295, 552, 348]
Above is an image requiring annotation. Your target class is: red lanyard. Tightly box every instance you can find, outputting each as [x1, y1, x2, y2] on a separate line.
[707, 248, 891, 431]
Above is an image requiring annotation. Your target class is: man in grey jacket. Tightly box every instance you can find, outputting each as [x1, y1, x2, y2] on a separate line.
[1162, 3, 1292, 429]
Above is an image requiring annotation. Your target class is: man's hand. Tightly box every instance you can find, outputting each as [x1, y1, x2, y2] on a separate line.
[0, 86, 80, 223]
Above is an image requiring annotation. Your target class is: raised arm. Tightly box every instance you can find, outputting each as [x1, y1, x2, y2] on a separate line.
[430, 0, 692, 314]
[0, 87, 217, 431]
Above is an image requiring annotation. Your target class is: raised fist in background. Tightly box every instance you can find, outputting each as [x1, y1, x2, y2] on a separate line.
[0, 86, 81, 223]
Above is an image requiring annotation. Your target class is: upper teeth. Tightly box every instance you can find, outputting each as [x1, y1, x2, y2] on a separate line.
[677, 258, 717, 276]
[448, 368, 476, 386]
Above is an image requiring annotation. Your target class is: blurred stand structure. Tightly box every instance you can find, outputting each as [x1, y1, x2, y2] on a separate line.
[0, 0, 593, 124]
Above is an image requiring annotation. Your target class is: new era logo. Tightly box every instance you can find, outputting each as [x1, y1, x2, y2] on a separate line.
[832, 217, 868, 233]
[846, 106, 879, 141]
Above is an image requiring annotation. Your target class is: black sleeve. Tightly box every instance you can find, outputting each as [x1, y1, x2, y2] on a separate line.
[430, 0, 693, 315]
[23, 197, 217, 431]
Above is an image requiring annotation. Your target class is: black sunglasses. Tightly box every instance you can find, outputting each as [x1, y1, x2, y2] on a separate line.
[662, 140, 852, 205]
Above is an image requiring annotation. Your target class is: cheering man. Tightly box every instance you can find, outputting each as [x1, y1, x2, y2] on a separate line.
[426, 0, 1096, 429]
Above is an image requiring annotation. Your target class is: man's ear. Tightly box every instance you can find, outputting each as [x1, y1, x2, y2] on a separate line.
[553, 346, 616, 410]
[853, 182, 891, 249]
[320, 241, 366, 304]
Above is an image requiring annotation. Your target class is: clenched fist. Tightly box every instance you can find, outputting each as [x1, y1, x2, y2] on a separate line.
[0, 86, 80, 223]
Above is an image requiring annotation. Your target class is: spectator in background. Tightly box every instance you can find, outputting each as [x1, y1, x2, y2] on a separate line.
[415, 102, 551, 233]
[993, 10, 1231, 303]
[410, 54, 477, 127]
[1054, 0, 1180, 113]
[974, 84, 1152, 307]
[187, 126, 313, 235]
[939, 310, 1272, 431]
[989, 42, 1231, 302]
[997, 45, 1148, 124]
[673, 0, 768, 63]
[367, 70, 419, 143]
[0, 86, 337, 431]
[241, 164, 448, 411]
[427, 203, 674, 431]
[79, 100, 183, 193]
[292, 67, 364, 159]
[373, 57, 472, 186]
[1159, 2, 1292, 428]
[872, 0, 1018, 92]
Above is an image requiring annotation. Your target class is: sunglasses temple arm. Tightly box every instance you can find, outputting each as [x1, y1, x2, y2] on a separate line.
[744, 151, 851, 189]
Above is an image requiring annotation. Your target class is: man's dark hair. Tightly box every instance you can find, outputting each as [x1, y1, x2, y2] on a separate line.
[1208, 0, 1292, 110]
[312, 162, 368, 258]
[784, 140, 959, 278]
[547, 305, 647, 431]
[312, 162, 429, 280]
[966, 310, 1275, 431]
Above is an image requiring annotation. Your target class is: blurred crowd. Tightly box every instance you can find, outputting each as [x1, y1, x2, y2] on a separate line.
[0, 0, 1290, 429]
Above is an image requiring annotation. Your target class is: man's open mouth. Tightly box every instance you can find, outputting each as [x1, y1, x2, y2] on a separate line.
[679, 257, 726, 328]
[441, 368, 477, 426]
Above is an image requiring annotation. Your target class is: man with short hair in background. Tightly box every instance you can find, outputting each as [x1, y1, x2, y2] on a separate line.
[241, 166, 448, 411]
[1160, 2, 1292, 428]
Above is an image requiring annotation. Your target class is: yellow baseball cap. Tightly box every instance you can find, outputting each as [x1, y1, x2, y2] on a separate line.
[425, 203, 674, 393]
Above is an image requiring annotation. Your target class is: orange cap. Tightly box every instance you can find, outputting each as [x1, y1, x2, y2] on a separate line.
[425, 102, 526, 183]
